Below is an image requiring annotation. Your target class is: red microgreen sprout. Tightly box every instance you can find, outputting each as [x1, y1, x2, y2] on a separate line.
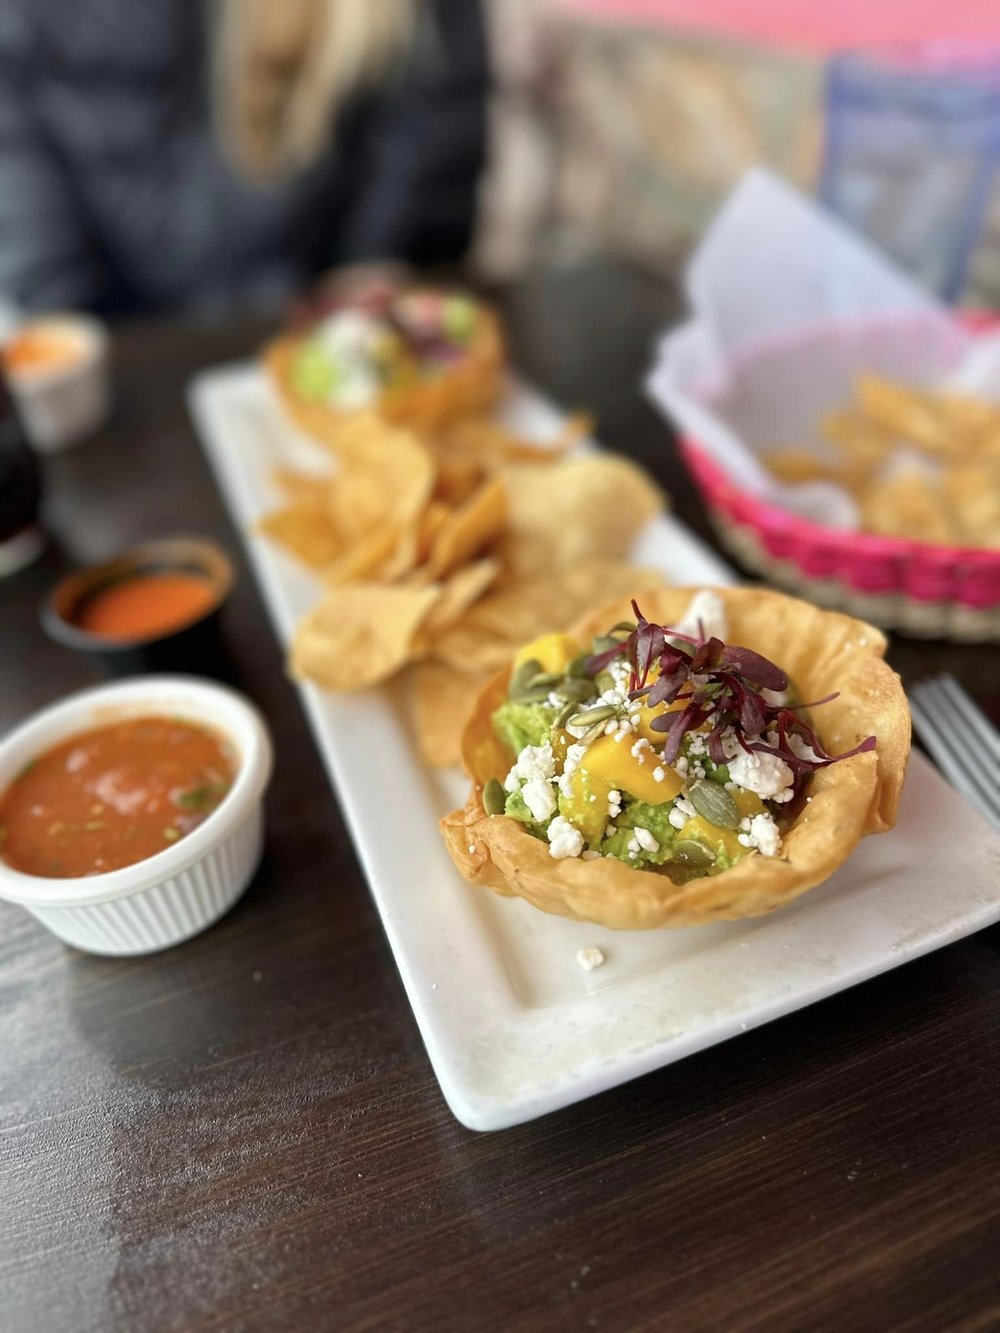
[586, 600, 876, 795]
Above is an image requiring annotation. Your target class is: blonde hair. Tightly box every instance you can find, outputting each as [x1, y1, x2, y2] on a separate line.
[215, 0, 414, 182]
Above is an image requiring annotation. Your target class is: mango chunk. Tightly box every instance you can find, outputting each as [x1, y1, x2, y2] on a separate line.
[579, 733, 682, 805]
[513, 632, 580, 676]
[634, 697, 685, 743]
[733, 788, 766, 819]
[679, 815, 744, 861]
[550, 727, 574, 765]
[558, 767, 612, 846]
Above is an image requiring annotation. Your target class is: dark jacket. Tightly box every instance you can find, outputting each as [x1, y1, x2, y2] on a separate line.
[0, 0, 488, 316]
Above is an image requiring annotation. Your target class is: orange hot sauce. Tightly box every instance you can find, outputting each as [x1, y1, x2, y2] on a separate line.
[77, 572, 217, 641]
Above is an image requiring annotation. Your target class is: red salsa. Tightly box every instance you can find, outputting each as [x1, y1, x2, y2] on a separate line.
[0, 716, 235, 878]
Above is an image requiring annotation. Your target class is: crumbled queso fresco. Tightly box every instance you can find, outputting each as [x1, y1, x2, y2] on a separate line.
[576, 946, 605, 971]
[726, 749, 795, 802]
[498, 590, 796, 871]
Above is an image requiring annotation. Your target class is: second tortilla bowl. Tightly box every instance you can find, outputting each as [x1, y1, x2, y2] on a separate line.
[264, 301, 506, 443]
[441, 586, 911, 931]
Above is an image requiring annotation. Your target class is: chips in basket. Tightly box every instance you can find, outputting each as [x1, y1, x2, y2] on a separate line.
[763, 374, 1000, 548]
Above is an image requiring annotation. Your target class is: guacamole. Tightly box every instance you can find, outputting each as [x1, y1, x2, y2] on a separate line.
[289, 289, 481, 409]
[480, 607, 825, 884]
[492, 699, 560, 757]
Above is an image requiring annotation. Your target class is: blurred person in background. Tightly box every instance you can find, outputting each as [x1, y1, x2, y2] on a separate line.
[0, 0, 488, 318]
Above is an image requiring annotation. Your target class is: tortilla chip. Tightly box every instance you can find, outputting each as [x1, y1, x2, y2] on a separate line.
[498, 455, 663, 574]
[411, 661, 491, 768]
[417, 557, 502, 642]
[502, 412, 592, 462]
[429, 626, 527, 675]
[257, 502, 344, 570]
[943, 459, 1000, 548]
[433, 456, 486, 508]
[290, 583, 441, 690]
[936, 390, 1000, 444]
[323, 526, 401, 586]
[416, 501, 451, 564]
[270, 467, 332, 504]
[430, 562, 665, 674]
[761, 448, 835, 486]
[461, 560, 665, 641]
[976, 421, 1000, 460]
[856, 374, 951, 455]
[435, 412, 591, 470]
[859, 470, 956, 544]
[427, 475, 507, 577]
[326, 416, 435, 546]
[442, 587, 910, 930]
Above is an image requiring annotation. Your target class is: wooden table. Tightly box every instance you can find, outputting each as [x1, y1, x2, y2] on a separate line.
[3, 263, 998, 1332]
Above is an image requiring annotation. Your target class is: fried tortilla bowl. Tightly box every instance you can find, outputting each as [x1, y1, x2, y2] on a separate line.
[265, 305, 506, 442]
[441, 587, 911, 930]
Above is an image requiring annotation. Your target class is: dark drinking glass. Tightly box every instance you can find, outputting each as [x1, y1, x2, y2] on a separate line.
[0, 367, 43, 574]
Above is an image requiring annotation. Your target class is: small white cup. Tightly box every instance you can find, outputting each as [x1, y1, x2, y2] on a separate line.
[5, 314, 110, 452]
[0, 677, 273, 954]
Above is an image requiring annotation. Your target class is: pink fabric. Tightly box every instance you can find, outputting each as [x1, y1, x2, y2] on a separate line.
[557, 0, 1000, 55]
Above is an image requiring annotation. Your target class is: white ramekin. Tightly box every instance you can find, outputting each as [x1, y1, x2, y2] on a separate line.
[6, 314, 110, 452]
[0, 676, 273, 955]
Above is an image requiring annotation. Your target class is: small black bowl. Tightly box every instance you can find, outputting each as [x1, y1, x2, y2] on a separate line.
[43, 535, 235, 677]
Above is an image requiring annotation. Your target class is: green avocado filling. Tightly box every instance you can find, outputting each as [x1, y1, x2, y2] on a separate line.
[289, 290, 480, 405]
[487, 636, 761, 883]
[600, 801, 678, 868]
[492, 699, 559, 756]
[442, 295, 477, 342]
[476, 598, 879, 892]
[480, 616, 840, 884]
[502, 788, 547, 839]
[290, 340, 339, 402]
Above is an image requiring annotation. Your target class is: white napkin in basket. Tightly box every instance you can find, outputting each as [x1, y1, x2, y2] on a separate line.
[647, 170, 980, 529]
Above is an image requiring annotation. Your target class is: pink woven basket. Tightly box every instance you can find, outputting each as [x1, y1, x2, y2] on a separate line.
[677, 315, 1000, 642]
[680, 441, 1000, 640]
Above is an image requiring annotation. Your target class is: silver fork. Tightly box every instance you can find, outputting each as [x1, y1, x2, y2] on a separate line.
[910, 674, 1000, 830]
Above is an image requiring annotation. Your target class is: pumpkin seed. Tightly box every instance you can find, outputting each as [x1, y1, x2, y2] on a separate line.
[687, 778, 740, 830]
[595, 670, 615, 694]
[510, 684, 555, 705]
[607, 621, 636, 635]
[567, 704, 617, 729]
[508, 657, 542, 697]
[483, 778, 506, 816]
[567, 653, 591, 679]
[673, 838, 715, 867]
[526, 671, 562, 690]
[667, 863, 707, 886]
[556, 677, 597, 703]
[555, 699, 579, 730]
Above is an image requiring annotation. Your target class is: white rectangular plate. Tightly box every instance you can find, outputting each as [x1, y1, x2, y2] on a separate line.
[189, 363, 1000, 1131]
